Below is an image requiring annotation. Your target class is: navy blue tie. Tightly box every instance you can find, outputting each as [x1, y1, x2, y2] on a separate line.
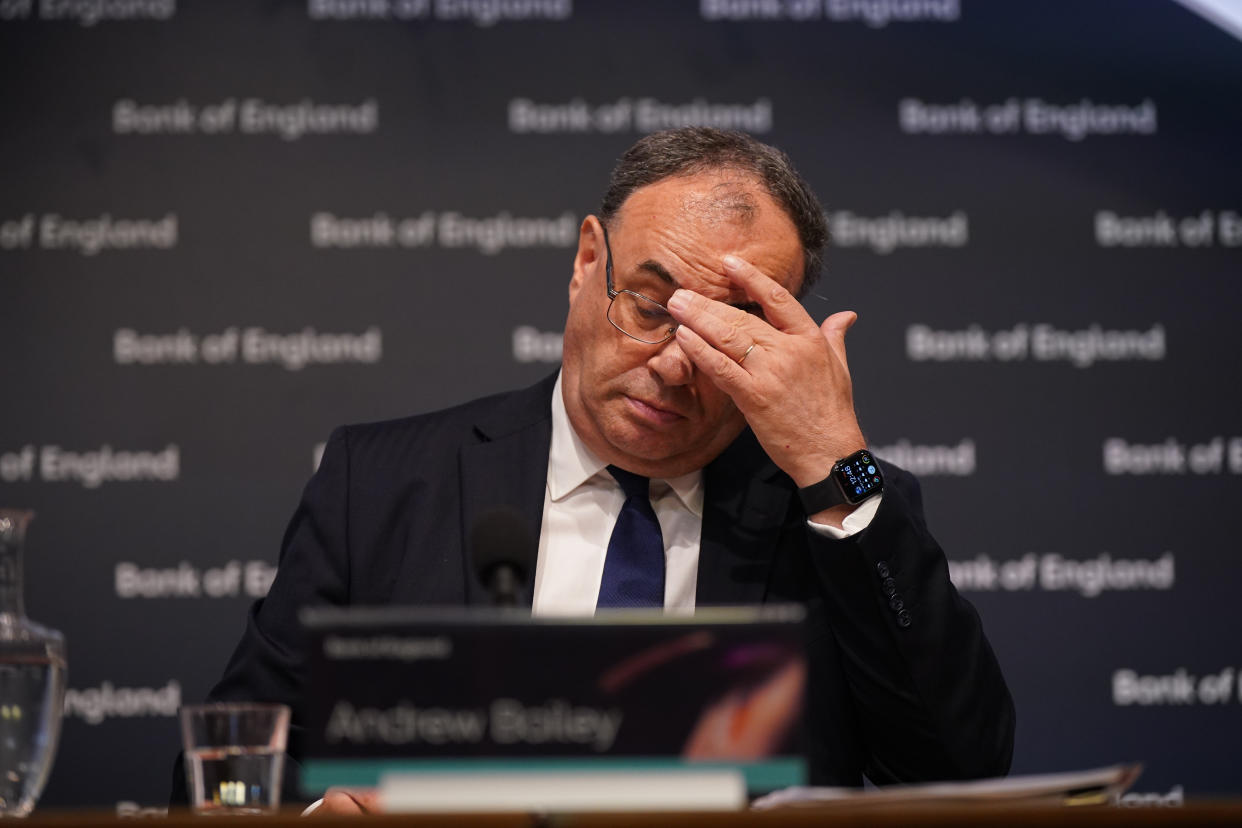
[597, 465, 665, 609]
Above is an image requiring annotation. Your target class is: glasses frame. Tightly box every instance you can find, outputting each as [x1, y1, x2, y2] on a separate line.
[602, 224, 680, 345]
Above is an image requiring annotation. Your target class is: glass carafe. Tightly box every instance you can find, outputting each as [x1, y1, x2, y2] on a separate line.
[0, 510, 66, 818]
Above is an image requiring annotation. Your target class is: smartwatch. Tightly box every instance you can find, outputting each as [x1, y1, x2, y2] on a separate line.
[797, 449, 884, 513]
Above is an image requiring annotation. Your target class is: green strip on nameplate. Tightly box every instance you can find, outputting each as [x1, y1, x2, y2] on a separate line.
[302, 756, 805, 794]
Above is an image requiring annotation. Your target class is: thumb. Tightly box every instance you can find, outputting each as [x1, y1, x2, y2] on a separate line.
[820, 310, 858, 346]
[820, 311, 857, 375]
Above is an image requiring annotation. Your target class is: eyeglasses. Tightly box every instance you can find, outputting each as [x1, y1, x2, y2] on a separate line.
[603, 225, 679, 345]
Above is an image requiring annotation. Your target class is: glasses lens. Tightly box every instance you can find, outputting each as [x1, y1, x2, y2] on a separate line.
[608, 291, 676, 343]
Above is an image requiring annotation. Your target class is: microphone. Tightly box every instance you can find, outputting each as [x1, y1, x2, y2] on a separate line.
[470, 506, 537, 608]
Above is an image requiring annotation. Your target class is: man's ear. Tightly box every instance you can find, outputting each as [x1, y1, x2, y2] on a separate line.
[569, 215, 604, 304]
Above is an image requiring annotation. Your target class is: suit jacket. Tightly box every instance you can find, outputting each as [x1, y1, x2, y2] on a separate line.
[184, 372, 1013, 801]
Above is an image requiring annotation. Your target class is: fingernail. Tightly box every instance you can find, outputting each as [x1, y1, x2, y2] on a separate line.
[667, 290, 687, 311]
[722, 255, 742, 271]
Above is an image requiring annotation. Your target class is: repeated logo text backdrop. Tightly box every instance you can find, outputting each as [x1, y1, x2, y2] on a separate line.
[2, 0, 1240, 808]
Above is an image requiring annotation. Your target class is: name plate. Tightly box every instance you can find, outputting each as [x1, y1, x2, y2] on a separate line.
[299, 606, 808, 798]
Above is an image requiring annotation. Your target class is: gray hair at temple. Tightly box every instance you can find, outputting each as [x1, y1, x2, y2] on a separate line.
[599, 127, 828, 296]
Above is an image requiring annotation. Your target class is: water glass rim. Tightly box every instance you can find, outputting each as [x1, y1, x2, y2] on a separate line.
[180, 702, 289, 714]
[180, 702, 291, 752]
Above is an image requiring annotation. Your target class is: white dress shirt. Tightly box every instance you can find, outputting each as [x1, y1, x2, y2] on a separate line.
[531, 374, 881, 616]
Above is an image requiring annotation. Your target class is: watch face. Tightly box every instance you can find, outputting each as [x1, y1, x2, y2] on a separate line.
[834, 451, 883, 502]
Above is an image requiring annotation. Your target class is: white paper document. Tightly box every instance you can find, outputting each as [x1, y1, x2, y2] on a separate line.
[751, 763, 1144, 810]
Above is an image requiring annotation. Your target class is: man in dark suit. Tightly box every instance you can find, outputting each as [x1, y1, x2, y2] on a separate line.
[182, 128, 1013, 811]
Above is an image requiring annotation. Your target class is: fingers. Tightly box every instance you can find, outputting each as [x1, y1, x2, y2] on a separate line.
[721, 254, 817, 334]
[674, 325, 751, 395]
[312, 788, 380, 816]
[668, 289, 760, 360]
[665, 253, 816, 362]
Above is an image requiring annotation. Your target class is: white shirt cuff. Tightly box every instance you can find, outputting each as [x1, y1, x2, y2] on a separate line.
[806, 493, 882, 539]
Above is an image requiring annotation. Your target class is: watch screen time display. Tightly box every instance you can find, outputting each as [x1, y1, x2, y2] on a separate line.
[834, 451, 883, 500]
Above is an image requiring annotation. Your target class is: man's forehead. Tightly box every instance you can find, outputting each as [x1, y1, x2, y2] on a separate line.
[678, 176, 760, 226]
[617, 169, 764, 222]
[611, 174, 804, 299]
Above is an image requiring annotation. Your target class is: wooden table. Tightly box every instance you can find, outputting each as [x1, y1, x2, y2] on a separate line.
[24, 801, 1242, 826]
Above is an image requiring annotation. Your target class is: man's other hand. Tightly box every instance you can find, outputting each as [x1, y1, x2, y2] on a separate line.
[305, 788, 380, 816]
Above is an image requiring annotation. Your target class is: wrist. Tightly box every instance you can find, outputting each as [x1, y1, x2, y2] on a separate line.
[788, 438, 867, 489]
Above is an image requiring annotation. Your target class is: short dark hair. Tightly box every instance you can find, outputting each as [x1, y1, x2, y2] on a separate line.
[600, 128, 827, 295]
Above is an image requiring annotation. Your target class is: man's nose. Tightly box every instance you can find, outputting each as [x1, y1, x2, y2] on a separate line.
[647, 334, 694, 386]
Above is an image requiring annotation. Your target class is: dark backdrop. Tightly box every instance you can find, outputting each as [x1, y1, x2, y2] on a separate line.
[1, 0, 1239, 810]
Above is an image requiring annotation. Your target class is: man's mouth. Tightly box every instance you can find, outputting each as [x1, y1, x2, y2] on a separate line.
[624, 395, 687, 425]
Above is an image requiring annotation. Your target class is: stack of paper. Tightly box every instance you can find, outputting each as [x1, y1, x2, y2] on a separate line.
[751, 764, 1144, 810]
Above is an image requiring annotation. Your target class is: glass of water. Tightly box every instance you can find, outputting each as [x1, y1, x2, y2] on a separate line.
[179, 702, 290, 815]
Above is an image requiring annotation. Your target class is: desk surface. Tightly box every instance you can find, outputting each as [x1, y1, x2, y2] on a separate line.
[24, 801, 1242, 826]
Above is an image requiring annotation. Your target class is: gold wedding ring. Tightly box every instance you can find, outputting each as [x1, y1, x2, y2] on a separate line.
[737, 343, 756, 365]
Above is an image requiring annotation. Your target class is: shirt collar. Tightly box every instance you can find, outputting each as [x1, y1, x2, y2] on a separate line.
[550, 372, 704, 518]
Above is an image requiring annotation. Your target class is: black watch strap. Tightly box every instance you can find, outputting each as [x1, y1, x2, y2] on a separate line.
[797, 449, 884, 513]
[797, 474, 849, 513]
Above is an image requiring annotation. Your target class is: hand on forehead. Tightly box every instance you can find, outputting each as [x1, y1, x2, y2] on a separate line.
[610, 172, 803, 302]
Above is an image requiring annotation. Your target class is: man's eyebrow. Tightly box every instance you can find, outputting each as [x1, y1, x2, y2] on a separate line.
[636, 259, 679, 287]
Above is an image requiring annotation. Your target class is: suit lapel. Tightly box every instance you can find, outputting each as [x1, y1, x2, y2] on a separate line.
[447, 376, 790, 610]
[696, 430, 793, 607]
[458, 374, 556, 607]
